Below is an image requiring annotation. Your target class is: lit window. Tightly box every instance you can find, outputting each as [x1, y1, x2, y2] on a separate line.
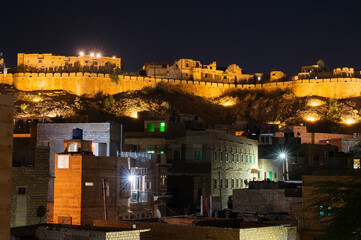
[147, 150, 155, 154]
[160, 151, 164, 154]
[320, 206, 325, 216]
[194, 150, 201, 160]
[58, 156, 69, 169]
[246, 155, 248, 163]
[85, 182, 94, 186]
[354, 159, 360, 169]
[160, 122, 165, 132]
[148, 123, 155, 132]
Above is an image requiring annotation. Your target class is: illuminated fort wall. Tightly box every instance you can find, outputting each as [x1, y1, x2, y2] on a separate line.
[1, 73, 361, 99]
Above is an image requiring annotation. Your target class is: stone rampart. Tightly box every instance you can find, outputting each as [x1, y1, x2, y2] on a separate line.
[1, 72, 361, 99]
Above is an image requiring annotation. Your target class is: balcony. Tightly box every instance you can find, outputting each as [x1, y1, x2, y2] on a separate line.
[130, 190, 148, 203]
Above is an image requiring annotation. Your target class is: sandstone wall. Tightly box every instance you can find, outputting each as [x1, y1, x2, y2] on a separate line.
[1, 73, 361, 99]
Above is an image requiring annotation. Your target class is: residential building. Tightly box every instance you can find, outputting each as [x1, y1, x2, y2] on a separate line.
[16, 53, 121, 73]
[0, 95, 13, 240]
[36, 122, 122, 203]
[53, 132, 170, 225]
[11, 130, 49, 227]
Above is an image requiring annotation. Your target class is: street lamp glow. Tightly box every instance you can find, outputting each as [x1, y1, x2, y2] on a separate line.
[79, 51, 84, 56]
[128, 175, 135, 182]
[112, 56, 116, 59]
[280, 153, 286, 159]
[96, 53, 101, 58]
[90, 52, 95, 57]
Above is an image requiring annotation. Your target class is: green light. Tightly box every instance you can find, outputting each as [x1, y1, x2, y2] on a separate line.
[148, 123, 155, 132]
[160, 122, 165, 132]
[160, 151, 164, 154]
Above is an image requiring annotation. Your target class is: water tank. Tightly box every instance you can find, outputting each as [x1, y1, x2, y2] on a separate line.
[72, 128, 83, 140]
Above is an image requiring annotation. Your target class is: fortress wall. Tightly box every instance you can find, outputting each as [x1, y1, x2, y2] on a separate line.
[2, 73, 361, 99]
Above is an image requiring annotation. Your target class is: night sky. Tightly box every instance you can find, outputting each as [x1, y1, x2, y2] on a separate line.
[2, 0, 361, 75]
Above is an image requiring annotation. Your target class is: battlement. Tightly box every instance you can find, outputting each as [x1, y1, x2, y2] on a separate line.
[1, 72, 361, 99]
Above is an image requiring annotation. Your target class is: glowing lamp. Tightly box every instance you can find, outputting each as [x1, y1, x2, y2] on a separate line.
[280, 153, 286, 159]
[96, 53, 101, 58]
[128, 175, 135, 182]
[345, 119, 356, 125]
[131, 112, 138, 119]
[79, 51, 84, 56]
[90, 52, 95, 57]
[113, 56, 116, 59]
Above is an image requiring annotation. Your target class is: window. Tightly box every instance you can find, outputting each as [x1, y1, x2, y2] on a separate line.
[17, 187, 26, 195]
[274, 172, 277, 179]
[269, 171, 273, 181]
[225, 179, 228, 188]
[319, 206, 325, 216]
[38, 60, 42, 63]
[214, 179, 217, 189]
[220, 179, 223, 189]
[236, 153, 239, 163]
[214, 150, 217, 161]
[241, 154, 243, 163]
[194, 150, 201, 160]
[231, 153, 234, 163]
[58, 155, 69, 169]
[148, 123, 155, 132]
[160, 122, 165, 132]
[354, 159, 360, 169]
[85, 182, 94, 186]
[264, 171, 267, 179]
[236, 179, 239, 188]
[240, 179, 243, 188]
[225, 152, 228, 162]
[174, 150, 180, 160]
[231, 179, 234, 188]
[220, 151, 223, 162]
[161, 175, 167, 186]
[245, 155, 248, 163]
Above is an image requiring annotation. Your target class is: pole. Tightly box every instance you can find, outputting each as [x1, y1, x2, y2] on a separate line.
[286, 157, 289, 180]
[282, 158, 285, 180]
[102, 179, 108, 221]
[218, 171, 222, 209]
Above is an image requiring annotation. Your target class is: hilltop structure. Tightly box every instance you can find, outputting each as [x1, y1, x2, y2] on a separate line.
[16, 53, 121, 74]
[2, 54, 361, 99]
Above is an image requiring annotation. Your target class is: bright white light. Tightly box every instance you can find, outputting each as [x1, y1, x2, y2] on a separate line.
[96, 53, 101, 58]
[90, 52, 95, 57]
[112, 56, 116, 59]
[280, 153, 286, 159]
[128, 175, 135, 182]
[79, 51, 84, 56]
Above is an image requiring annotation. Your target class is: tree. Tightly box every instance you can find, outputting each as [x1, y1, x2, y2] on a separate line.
[310, 172, 361, 240]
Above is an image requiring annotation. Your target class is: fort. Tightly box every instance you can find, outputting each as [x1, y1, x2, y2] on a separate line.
[1, 54, 361, 99]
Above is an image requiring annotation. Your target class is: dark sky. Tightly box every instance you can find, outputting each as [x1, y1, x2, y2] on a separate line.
[1, 0, 361, 75]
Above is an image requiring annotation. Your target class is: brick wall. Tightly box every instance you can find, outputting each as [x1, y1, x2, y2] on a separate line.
[11, 146, 49, 227]
[0, 95, 13, 240]
[94, 220, 297, 240]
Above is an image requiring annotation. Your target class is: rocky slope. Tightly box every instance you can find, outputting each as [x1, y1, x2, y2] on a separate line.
[2, 83, 361, 133]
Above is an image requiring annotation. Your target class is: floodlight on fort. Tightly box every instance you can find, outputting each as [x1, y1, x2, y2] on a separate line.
[128, 175, 135, 182]
[79, 51, 84, 56]
[96, 53, 101, 58]
[344, 118, 357, 125]
[90, 52, 95, 57]
[112, 56, 116, 59]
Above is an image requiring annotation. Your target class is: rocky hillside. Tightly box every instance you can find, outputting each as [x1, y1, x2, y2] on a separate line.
[2, 83, 361, 133]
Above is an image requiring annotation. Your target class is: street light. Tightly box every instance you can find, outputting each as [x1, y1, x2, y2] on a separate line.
[279, 152, 289, 181]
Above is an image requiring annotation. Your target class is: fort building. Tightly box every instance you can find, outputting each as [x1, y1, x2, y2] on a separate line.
[17, 53, 121, 73]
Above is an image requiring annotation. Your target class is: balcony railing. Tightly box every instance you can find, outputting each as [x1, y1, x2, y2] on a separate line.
[130, 190, 148, 203]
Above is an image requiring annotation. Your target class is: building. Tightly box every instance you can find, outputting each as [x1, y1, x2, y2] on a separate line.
[95, 217, 297, 240]
[233, 181, 302, 220]
[300, 175, 350, 240]
[53, 133, 171, 225]
[0, 52, 4, 73]
[162, 59, 254, 83]
[142, 62, 172, 78]
[11, 130, 49, 227]
[17, 53, 121, 73]
[0, 95, 14, 240]
[36, 122, 122, 203]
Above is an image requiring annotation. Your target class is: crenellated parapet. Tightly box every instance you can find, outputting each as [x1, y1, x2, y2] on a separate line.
[2, 72, 361, 99]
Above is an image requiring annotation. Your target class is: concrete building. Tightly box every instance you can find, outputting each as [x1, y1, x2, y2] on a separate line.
[142, 62, 172, 78]
[17, 53, 121, 73]
[53, 135, 170, 225]
[233, 181, 302, 219]
[0, 95, 13, 240]
[11, 132, 49, 227]
[36, 122, 122, 202]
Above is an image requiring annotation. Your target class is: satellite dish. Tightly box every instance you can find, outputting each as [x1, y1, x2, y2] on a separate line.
[156, 209, 162, 218]
[36, 206, 46, 218]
